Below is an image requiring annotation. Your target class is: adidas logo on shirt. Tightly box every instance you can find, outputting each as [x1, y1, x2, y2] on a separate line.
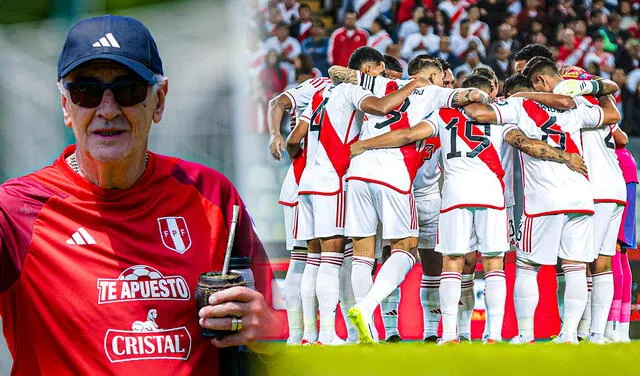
[66, 228, 97, 245]
[92, 33, 120, 48]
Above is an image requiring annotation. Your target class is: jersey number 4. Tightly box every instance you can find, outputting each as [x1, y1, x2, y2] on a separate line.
[445, 118, 491, 159]
[309, 98, 329, 133]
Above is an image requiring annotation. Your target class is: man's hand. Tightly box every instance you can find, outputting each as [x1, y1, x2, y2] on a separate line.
[199, 286, 276, 349]
[351, 141, 366, 157]
[269, 134, 286, 160]
[563, 153, 588, 176]
[289, 114, 297, 131]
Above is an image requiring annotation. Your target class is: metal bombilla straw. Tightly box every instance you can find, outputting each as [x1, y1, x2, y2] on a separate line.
[222, 205, 241, 276]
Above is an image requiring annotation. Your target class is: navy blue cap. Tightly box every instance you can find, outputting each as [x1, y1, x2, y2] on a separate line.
[57, 15, 163, 83]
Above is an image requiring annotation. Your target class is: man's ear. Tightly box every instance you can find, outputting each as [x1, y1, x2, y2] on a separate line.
[152, 78, 169, 124]
[60, 94, 72, 128]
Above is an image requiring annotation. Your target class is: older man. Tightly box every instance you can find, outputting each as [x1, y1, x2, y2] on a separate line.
[0, 15, 274, 375]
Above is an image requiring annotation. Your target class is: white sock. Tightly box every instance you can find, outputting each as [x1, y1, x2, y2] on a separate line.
[421, 275, 440, 339]
[457, 273, 475, 339]
[619, 322, 630, 341]
[589, 272, 613, 336]
[557, 272, 566, 320]
[359, 250, 415, 316]
[301, 253, 320, 342]
[484, 270, 506, 341]
[352, 256, 375, 304]
[560, 263, 588, 337]
[316, 252, 344, 343]
[284, 251, 306, 342]
[339, 246, 357, 341]
[577, 276, 592, 338]
[440, 272, 462, 342]
[514, 260, 539, 339]
[381, 288, 401, 338]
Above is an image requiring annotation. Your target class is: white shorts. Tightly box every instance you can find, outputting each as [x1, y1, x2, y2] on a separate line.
[436, 207, 509, 256]
[517, 213, 593, 266]
[416, 196, 440, 249]
[296, 191, 346, 240]
[506, 206, 516, 250]
[345, 180, 418, 240]
[283, 204, 307, 250]
[592, 203, 624, 259]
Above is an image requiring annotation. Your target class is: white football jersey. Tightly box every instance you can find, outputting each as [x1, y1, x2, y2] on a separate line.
[425, 108, 510, 212]
[413, 137, 442, 197]
[278, 77, 332, 205]
[580, 109, 626, 204]
[298, 83, 373, 194]
[347, 74, 460, 193]
[501, 143, 515, 207]
[491, 96, 604, 216]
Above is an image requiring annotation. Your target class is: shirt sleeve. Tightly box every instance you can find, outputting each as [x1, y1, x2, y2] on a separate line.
[283, 78, 317, 114]
[421, 111, 440, 136]
[346, 84, 374, 111]
[428, 86, 461, 109]
[299, 98, 314, 123]
[490, 98, 522, 125]
[574, 96, 604, 128]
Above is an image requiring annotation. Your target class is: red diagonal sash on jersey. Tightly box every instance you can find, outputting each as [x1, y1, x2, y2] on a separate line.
[318, 111, 358, 182]
[382, 81, 426, 184]
[450, 5, 466, 26]
[440, 108, 505, 186]
[298, 22, 312, 41]
[371, 33, 391, 48]
[522, 99, 580, 154]
[472, 23, 485, 38]
[292, 135, 307, 185]
[357, 0, 378, 18]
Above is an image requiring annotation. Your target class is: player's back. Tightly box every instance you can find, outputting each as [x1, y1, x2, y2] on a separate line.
[491, 97, 599, 216]
[427, 107, 506, 212]
[298, 83, 371, 195]
[348, 76, 459, 194]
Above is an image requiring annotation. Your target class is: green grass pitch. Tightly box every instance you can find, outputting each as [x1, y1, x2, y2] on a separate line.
[262, 341, 640, 375]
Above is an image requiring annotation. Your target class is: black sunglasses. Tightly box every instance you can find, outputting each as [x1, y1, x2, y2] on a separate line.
[64, 80, 150, 108]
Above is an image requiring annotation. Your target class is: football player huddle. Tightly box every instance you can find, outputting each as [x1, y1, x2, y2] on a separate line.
[268, 43, 634, 345]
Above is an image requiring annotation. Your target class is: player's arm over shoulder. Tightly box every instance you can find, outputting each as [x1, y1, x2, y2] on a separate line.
[328, 66, 359, 85]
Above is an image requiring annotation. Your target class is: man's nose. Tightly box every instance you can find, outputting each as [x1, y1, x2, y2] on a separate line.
[95, 88, 122, 120]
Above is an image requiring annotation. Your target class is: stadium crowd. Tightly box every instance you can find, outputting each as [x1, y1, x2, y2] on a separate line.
[252, 0, 639, 346]
[249, 0, 640, 135]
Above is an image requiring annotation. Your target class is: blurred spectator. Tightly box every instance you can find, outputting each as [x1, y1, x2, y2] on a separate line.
[368, 17, 393, 54]
[619, 0, 639, 33]
[584, 35, 617, 78]
[612, 67, 627, 115]
[454, 70, 468, 88]
[295, 54, 323, 79]
[467, 5, 490, 47]
[265, 5, 283, 36]
[260, 50, 289, 101]
[438, 0, 471, 31]
[598, 12, 620, 52]
[433, 9, 452, 37]
[278, 0, 301, 24]
[328, 9, 369, 66]
[476, 0, 508, 32]
[264, 23, 302, 65]
[531, 31, 547, 45]
[490, 23, 520, 59]
[397, 5, 425, 42]
[621, 67, 640, 135]
[402, 17, 440, 60]
[488, 44, 513, 80]
[588, 10, 607, 36]
[454, 49, 490, 76]
[451, 19, 486, 58]
[289, 3, 313, 42]
[557, 28, 587, 67]
[385, 43, 409, 76]
[547, 0, 577, 31]
[517, 0, 546, 40]
[434, 35, 463, 69]
[355, 0, 391, 31]
[302, 19, 330, 75]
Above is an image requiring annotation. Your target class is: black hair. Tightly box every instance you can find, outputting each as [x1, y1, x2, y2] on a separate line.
[373, 16, 388, 29]
[312, 17, 326, 28]
[502, 73, 532, 96]
[418, 17, 431, 26]
[472, 66, 498, 84]
[514, 44, 554, 63]
[435, 57, 451, 72]
[407, 54, 443, 76]
[384, 55, 403, 74]
[345, 7, 357, 15]
[299, 3, 311, 10]
[275, 22, 289, 30]
[459, 18, 470, 26]
[461, 74, 492, 91]
[522, 56, 558, 82]
[348, 46, 385, 70]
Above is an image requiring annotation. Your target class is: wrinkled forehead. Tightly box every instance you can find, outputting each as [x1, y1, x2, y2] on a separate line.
[64, 60, 139, 81]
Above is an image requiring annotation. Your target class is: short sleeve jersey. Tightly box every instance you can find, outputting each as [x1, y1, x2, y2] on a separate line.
[491, 97, 603, 216]
[347, 74, 460, 193]
[298, 83, 372, 195]
[278, 77, 331, 205]
[412, 137, 442, 195]
[425, 108, 509, 212]
[0, 145, 273, 375]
